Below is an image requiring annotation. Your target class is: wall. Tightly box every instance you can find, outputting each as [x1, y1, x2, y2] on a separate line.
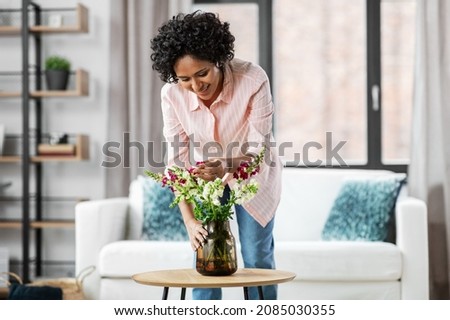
[0, 0, 110, 277]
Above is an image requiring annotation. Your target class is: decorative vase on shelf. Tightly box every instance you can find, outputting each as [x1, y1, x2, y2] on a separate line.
[45, 69, 69, 90]
[44, 55, 71, 90]
[196, 219, 237, 276]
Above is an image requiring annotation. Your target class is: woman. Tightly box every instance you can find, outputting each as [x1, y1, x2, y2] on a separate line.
[150, 11, 282, 300]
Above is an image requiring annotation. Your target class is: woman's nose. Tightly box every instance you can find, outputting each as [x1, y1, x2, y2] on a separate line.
[191, 79, 201, 92]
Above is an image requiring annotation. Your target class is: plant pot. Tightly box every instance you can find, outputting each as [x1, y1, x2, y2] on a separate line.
[45, 70, 69, 90]
[196, 220, 237, 276]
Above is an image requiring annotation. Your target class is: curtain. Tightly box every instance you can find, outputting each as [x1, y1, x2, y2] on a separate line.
[408, 0, 450, 299]
[105, 0, 192, 197]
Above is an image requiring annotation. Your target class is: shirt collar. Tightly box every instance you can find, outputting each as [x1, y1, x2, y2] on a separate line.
[187, 62, 234, 112]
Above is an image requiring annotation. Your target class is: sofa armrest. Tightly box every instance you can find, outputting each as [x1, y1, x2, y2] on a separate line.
[395, 197, 429, 299]
[75, 197, 129, 300]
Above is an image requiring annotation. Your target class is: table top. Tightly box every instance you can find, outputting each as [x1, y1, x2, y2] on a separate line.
[132, 268, 296, 289]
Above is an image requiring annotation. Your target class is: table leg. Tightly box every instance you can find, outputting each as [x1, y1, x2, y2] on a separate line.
[180, 288, 186, 300]
[243, 286, 264, 300]
[162, 287, 169, 300]
[258, 286, 264, 300]
[243, 287, 249, 300]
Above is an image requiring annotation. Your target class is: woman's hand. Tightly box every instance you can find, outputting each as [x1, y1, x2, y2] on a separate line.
[193, 159, 225, 181]
[185, 218, 208, 251]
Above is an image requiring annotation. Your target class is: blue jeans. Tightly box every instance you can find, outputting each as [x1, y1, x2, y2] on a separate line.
[193, 186, 277, 300]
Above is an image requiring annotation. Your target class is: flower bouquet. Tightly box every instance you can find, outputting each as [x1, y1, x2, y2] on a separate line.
[145, 146, 265, 275]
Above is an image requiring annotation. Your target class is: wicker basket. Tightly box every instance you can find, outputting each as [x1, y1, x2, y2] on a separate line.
[0, 265, 95, 300]
[30, 266, 95, 300]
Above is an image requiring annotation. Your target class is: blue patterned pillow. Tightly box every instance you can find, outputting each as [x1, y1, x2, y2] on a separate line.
[139, 176, 188, 241]
[321, 174, 406, 241]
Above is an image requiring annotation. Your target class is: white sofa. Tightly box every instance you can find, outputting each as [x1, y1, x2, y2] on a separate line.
[75, 168, 429, 300]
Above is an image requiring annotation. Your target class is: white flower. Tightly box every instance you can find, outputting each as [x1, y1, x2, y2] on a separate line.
[232, 179, 259, 205]
[201, 180, 224, 206]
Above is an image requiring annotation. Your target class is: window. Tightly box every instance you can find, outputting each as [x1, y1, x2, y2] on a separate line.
[274, 0, 366, 166]
[381, 0, 415, 165]
[274, 0, 415, 170]
[192, 2, 259, 64]
[194, 0, 415, 171]
[193, 0, 272, 82]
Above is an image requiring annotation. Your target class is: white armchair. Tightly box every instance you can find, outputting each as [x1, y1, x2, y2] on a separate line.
[76, 168, 429, 300]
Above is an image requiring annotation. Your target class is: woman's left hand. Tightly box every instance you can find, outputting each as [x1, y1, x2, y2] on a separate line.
[193, 159, 225, 181]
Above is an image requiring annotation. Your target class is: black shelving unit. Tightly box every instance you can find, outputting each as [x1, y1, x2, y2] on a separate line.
[0, 1, 89, 283]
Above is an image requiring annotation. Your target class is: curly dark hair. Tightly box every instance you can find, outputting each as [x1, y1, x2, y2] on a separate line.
[150, 11, 235, 83]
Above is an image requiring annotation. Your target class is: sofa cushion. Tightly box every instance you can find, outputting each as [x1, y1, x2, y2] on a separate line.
[274, 168, 396, 241]
[139, 176, 188, 241]
[321, 174, 406, 241]
[99, 241, 401, 281]
[98, 241, 193, 277]
[275, 241, 402, 281]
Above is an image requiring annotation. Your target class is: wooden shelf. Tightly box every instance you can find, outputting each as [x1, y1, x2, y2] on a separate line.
[0, 156, 21, 163]
[0, 92, 18, 98]
[0, 220, 22, 228]
[0, 26, 20, 35]
[0, 4, 88, 35]
[0, 134, 89, 162]
[0, 220, 75, 229]
[31, 220, 75, 229]
[0, 91, 21, 98]
[0, 69, 89, 98]
[0, 196, 89, 202]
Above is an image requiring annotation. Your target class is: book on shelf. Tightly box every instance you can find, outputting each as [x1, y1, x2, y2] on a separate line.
[37, 144, 76, 156]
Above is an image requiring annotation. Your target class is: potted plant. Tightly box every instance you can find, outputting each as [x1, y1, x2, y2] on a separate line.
[45, 55, 71, 90]
[145, 147, 265, 276]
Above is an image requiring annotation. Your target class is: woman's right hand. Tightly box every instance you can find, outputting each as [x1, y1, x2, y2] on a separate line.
[185, 218, 208, 251]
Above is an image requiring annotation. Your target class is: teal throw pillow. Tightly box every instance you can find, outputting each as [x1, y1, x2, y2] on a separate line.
[321, 174, 406, 241]
[140, 176, 188, 241]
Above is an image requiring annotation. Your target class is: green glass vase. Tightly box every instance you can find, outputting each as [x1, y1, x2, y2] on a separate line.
[196, 220, 238, 276]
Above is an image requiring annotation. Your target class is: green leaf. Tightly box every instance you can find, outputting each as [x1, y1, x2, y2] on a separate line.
[45, 56, 71, 71]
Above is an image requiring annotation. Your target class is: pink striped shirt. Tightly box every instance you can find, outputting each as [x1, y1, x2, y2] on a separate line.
[161, 58, 282, 227]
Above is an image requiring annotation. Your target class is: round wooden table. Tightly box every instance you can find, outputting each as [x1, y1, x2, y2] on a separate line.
[132, 268, 296, 300]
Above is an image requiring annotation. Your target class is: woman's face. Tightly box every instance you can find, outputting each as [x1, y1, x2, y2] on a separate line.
[174, 55, 223, 106]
